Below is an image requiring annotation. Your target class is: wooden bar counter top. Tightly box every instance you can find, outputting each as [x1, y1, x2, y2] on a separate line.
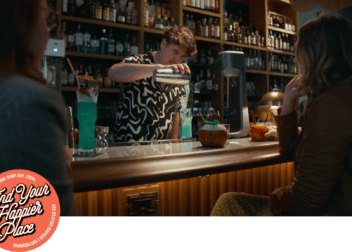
[70, 138, 292, 193]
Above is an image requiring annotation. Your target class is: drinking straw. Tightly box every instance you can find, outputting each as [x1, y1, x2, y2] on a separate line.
[264, 114, 269, 125]
[249, 109, 257, 124]
[66, 58, 80, 90]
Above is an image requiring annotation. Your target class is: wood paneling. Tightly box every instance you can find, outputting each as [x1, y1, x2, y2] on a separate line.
[74, 162, 294, 216]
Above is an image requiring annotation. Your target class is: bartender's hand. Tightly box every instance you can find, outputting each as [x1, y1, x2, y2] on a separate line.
[156, 63, 191, 75]
[64, 145, 73, 172]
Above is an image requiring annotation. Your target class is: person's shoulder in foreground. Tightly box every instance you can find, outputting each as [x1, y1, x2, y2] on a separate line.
[0, 74, 77, 216]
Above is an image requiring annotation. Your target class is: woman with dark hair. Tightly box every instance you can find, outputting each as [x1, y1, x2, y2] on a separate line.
[0, 0, 77, 216]
[211, 13, 352, 216]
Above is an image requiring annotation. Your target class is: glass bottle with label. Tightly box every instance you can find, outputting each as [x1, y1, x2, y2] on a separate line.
[131, 6, 138, 25]
[61, 65, 68, 86]
[95, 64, 104, 88]
[156, 0, 161, 17]
[62, 0, 68, 15]
[190, 15, 195, 34]
[155, 14, 163, 30]
[204, 0, 210, 10]
[68, 69, 75, 86]
[199, 49, 206, 65]
[107, 28, 115, 55]
[208, 18, 214, 39]
[170, 16, 176, 27]
[95, 0, 103, 20]
[205, 69, 212, 91]
[207, 50, 213, 65]
[100, 29, 108, 54]
[199, 0, 204, 9]
[149, 0, 156, 26]
[83, 26, 91, 53]
[118, 8, 126, 23]
[130, 37, 139, 55]
[115, 39, 124, 56]
[124, 34, 131, 56]
[144, 0, 149, 27]
[202, 18, 208, 38]
[109, 0, 117, 22]
[212, 73, 218, 92]
[126, 11, 132, 24]
[75, 24, 84, 52]
[62, 22, 68, 50]
[214, 19, 220, 39]
[104, 68, 112, 88]
[193, 75, 201, 93]
[90, 35, 100, 54]
[102, 0, 110, 21]
[163, 15, 169, 30]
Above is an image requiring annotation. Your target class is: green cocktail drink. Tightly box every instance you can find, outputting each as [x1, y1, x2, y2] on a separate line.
[76, 85, 99, 156]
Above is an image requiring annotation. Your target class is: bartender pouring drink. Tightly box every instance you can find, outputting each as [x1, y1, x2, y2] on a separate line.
[108, 26, 197, 142]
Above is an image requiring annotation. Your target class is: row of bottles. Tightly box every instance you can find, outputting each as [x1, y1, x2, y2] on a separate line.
[269, 53, 298, 74]
[62, 22, 139, 56]
[62, 0, 138, 25]
[190, 69, 219, 93]
[189, 49, 218, 66]
[268, 12, 296, 32]
[183, 14, 220, 39]
[144, 0, 175, 29]
[224, 46, 265, 71]
[61, 62, 119, 89]
[269, 76, 286, 93]
[267, 31, 296, 52]
[223, 11, 265, 47]
[183, 0, 220, 12]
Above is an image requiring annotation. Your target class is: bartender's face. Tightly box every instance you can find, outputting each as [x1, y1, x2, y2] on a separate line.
[31, 0, 50, 70]
[159, 39, 187, 65]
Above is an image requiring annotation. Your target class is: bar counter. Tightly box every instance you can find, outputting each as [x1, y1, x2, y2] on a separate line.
[70, 138, 293, 193]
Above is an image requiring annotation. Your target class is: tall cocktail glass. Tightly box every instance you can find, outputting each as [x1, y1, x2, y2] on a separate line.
[76, 86, 99, 156]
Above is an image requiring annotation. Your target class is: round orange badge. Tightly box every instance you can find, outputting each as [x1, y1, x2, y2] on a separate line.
[0, 169, 60, 252]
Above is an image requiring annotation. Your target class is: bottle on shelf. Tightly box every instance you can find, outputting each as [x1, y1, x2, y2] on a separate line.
[131, 5, 138, 25]
[156, 0, 161, 17]
[78, 64, 85, 87]
[124, 34, 131, 56]
[62, 0, 68, 15]
[107, 28, 115, 55]
[149, 0, 156, 27]
[89, 1, 96, 19]
[117, 7, 126, 24]
[205, 69, 212, 91]
[207, 50, 214, 65]
[208, 18, 214, 39]
[163, 15, 169, 30]
[109, 0, 117, 22]
[161, 0, 167, 16]
[62, 22, 68, 51]
[199, 70, 206, 92]
[104, 68, 112, 88]
[68, 0, 77, 16]
[68, 67, 75, 86]
[204, 0, 210, 10]
[130, 37, 139, 55]
[193, 75, 201, 93]
[103, 0, 110, 21]
[78, 0, 89, 18]
[144, 0, 149, 27]
[90, 35, 100, 54]
[126, 11, 132, 24]
[201, 18, 208, 38]
[166, 0, 172, 19]
[83, 26, 91, 53]
[115, 39, 124, 56]
[212, 73, 218, 92]
[214, 18, 220, 39]
[100, 28, 108, 54]
[75, 24, 84, 52]
[199, 49, 206, 65]
[155, 14, 163, 29]
[61, 65, 68, 86]
[95, 0, 103, 20]
[210, 0, 215, 11]
[95, 64, 104, 88]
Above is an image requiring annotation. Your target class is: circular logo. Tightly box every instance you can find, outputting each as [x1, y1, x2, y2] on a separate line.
[0, 169, 60, 252]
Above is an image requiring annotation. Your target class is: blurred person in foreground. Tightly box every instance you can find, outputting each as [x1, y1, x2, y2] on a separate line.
[0, 0, 77, 216]
[211, 13, 352, 216]
[108, 26, 197, 142]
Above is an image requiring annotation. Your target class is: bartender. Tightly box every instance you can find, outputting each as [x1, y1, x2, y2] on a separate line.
[108, 26, 197, 142]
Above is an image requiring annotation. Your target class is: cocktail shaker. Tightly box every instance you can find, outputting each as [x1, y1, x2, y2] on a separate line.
[153, 68, 191, 85]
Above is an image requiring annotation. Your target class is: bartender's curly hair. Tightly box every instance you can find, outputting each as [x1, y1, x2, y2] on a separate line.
[0, 0, 46, 84]
[297, 13, 352, 98]
[164, 26, 198, 59]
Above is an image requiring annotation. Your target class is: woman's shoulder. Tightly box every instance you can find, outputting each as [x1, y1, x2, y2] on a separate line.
[0, 74, 65, 107]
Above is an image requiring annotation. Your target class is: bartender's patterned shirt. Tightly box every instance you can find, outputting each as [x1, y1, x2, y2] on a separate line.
[114, 51, 185, 142]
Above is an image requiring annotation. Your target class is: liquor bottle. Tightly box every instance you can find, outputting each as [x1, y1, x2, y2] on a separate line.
[90, 35, 100, 53]
[78, 64, 85, 87]
[195, 0, 200, 8]
[207, 50, 214, 65]
[68, 31, 75, 51]
[100, 29, 108, 54]
[205, 69, 212, 91]
[199, 49, 206, 65]
[115, 39, 124, 56]
[210, 0, 215, 11]
[62, 22, 68, 50]
[255, 31, 260, 46]
[190, 0, 195, 7]
[104, 68, 112, 88]
[156, 0, 161, 17]
[214, 18, 220, 39]
[212, 72, 218, 92]
[170, 16, 176, 27]
[245, 51, 250, 69]
[246, 28, 251, 45]
[223, 24, 228, 41]
[186, 14, 191, 30]
[166, 0, 172, 19]
[273, 15, 280, 27]
[124, 34, 131, 56]
[95, 0, 103, 20]
[278, 33, 282, 50]
[68, 0, 77, 16]
[251, 30, 256, 46]
[162, 0, 167, 16]
[75, 24, 84, 52]
[148, 1, 155, 28]
[237, 27, 242, 43]
[242, 26, 247, 44]
[215, 0, 219, 11]
[131, 5, 138, 25]
[126, 0, 135, 13]
[126, 11, 132, 24]
[144, 0, 149, 27]
[62, 0, 68, 15]
[155, 14, 163, 29]
[200, 0, 204, 9]
[61, 65, 68, 86]
[68, 69, 75, 86]
[204, 0, 209, 10]
[107, 28, 115, 55]
[95, 64, 104, 88]
[199, 70, 205, 91]
[83, 26, 91, 53]
[89, 0, 96, 19]
[202, 18, 208, 37]
[130, 37, 139, 55]
[88, 65, 93, 78]
[291, 19, 296, 32]
[118, 8, 126, 24]
[163, 15, 169, 30]
[78, 0, 89, 18]
[208, 18, 214, 39]
[183, 0, 187, 6]
[109, 0, 117, 22]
